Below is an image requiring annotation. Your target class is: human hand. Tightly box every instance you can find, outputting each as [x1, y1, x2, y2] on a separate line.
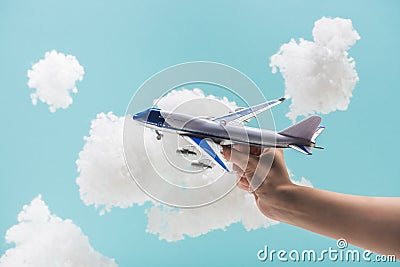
[223, 145, 400, 257]
[222, 145, 294, 221]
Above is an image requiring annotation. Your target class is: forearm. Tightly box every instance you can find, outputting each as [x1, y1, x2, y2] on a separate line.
[267, 184, 400, 257]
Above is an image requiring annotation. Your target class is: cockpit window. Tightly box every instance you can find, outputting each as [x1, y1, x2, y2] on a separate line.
[133, 108, 165, 126]
[148, 109, 162, 123]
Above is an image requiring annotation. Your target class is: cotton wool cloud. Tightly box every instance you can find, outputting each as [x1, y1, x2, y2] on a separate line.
[27, 50, 84, 112]
[76, 112, 152, 214]
[76, 88, 313, 241]
[0, 195, 117, 267]
[270, 17, 360, 122]
[146, 167, 312, 241]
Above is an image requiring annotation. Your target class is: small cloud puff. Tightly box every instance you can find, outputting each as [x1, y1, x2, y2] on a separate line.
[270, 17, 360, 122]
[28, 50, 84, 112]
[0, 195, 117, 267]
[76, 89, 313, 241]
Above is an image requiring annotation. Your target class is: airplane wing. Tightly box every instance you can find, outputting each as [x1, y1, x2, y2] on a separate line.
[213, 97, 285, 124]
[182, 135, 231, 172]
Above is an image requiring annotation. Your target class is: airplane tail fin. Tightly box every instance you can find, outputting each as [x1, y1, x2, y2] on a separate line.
[278, 116, 324, 155]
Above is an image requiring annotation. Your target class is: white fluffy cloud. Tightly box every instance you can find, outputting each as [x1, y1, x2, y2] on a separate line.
[76, 112, 151, 215]
[145, 187, 278, 241]
[270, 17, 360, 122]
[0, 195, 117, 267]
[28, 50, 84, 112]
[146, 169, 311, 241]
[76, 89, 312, 241]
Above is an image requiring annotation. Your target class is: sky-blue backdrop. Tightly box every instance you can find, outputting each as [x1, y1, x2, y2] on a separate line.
[1, 1, 399, 266]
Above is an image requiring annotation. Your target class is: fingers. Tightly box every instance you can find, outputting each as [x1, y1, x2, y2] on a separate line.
[222, 145, 284, 193]
[232, 144, 262, 156]
[237, 177, 250, 191]
[232, 163, 243, 175]
[232, 163, 250, 191]
[260, 146, 276, 156]
[221, 146, 258, 171]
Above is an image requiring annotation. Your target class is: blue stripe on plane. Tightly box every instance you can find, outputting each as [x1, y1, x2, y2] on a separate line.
[298, 145, 312, 155]
[189, 137, 230, 172]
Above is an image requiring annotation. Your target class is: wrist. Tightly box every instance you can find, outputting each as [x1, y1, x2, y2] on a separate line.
[257, 182, 304, 223]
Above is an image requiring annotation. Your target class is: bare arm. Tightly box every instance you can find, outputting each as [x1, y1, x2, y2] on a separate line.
[222, 146, 400, 258]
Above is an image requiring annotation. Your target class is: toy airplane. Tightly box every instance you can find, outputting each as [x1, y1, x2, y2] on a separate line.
[132, 97, 324, 172]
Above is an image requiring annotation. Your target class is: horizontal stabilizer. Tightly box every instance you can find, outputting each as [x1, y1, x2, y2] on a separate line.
[289, 145, 312, 155]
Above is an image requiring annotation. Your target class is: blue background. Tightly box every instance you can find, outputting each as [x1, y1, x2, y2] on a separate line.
[0, 0, 399, 266]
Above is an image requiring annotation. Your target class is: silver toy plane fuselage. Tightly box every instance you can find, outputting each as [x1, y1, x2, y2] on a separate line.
[132, 98, 324, 172]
